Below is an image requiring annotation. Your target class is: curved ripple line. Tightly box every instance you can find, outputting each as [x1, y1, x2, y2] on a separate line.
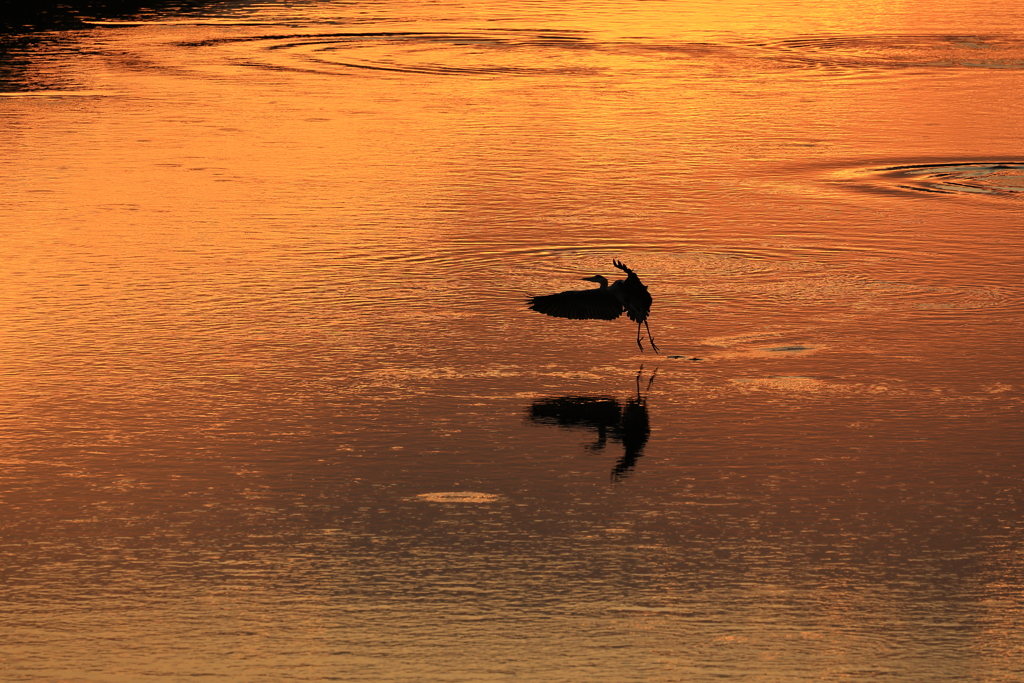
[170, 29, 1024, 79]
[829, 160, 1024, 200]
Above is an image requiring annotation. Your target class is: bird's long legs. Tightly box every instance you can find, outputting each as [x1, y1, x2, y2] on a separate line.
[635, 321, 660, 354]
[644, 320, 660, 354]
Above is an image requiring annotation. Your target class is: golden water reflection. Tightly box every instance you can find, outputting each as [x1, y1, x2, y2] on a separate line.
[1, 0, 1022, 680]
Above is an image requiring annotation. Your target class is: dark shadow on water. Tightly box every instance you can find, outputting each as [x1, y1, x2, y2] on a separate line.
[526, 368, 655, 483]
[0, 0, 227, 91]
[1, 0, 223, 32]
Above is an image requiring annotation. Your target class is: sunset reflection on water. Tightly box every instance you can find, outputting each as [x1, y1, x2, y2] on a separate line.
[1, 0, 1022, 680]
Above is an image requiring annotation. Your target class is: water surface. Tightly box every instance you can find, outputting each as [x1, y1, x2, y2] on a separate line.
[1, 0, 1022, 680]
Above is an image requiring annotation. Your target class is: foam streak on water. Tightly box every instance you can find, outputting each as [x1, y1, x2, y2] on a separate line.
[1, 1, 1022, 681]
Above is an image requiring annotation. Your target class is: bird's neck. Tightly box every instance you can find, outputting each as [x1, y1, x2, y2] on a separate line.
[593, 275, 609, 289]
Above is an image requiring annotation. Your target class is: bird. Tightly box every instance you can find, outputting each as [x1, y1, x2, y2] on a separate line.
[526, 260, 660, 353]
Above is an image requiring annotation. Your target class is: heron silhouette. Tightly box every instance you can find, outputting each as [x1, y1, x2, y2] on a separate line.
[527, 260, 660, 353]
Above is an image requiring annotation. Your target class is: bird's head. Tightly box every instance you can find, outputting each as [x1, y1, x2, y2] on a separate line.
[581, 274, 609, 287]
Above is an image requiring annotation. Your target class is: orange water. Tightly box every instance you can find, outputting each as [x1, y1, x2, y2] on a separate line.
[2, 1, 1022, 680]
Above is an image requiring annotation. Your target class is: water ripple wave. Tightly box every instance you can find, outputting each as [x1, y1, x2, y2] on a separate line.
[166, 30, 1024, 78]
[834, 162, 1024, 200]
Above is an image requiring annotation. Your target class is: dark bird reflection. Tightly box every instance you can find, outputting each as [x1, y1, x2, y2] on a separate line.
[527, 368, 655, 482]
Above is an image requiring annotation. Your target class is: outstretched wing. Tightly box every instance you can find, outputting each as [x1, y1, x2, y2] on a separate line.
[611, 260, 653, 323]
[527, 288, 625, 321]
[611, 260, 635, 277]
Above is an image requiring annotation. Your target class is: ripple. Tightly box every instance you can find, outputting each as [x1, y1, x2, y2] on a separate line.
[175, 30, 1024, 79]
[84, 20, 281, 26]
[0, 90, 114, 97]
[186, 30, 606, 77]
[836, 162, 1024, 199]
[751, 34, 1024, 72]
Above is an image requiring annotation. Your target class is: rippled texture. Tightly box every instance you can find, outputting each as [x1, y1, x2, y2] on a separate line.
[841, 162, 1024, 197]
[1, 1, 1022, 681]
